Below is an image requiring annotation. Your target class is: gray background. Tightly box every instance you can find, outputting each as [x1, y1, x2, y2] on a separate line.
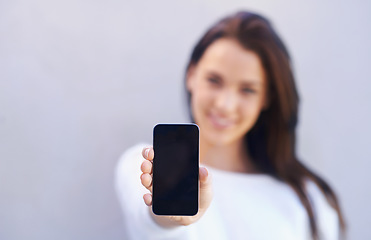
[1, 0, 370, 239]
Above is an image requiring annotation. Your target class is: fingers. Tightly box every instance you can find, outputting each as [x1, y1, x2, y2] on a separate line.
[199, 167, 210, 187]
[141, 147, 153, 192]
[199, 167, 213, 212]
[143, 193, 152, 206]
[141, 159, 152, 174]
[142, 147, 154, 161]
[141, 147, 154, 207]
[140, 150, 153, 192]
[141, 173, 153, 192]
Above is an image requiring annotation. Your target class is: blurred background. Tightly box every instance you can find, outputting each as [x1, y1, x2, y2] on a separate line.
[0, 0, 370, 239]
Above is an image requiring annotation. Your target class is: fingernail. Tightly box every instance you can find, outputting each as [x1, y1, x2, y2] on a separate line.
[145, 148, 150, 158]
[200, 167, 208, 177]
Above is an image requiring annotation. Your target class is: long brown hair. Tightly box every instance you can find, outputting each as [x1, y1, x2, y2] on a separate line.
[185, 11, 346, 239]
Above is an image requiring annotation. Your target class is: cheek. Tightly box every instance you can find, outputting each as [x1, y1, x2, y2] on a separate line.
[240, 96, 265, 121]
[191, 82, 212, 106]
[190, 84, 214, 122]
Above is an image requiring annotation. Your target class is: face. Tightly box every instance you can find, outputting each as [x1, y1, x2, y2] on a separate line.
[187, 38, 268, 147]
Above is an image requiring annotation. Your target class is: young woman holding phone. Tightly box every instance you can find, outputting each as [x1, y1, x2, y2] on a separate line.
[116, 11, 346, 240]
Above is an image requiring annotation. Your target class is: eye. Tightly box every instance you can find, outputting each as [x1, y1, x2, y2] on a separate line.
[241, 88, 256, 94]
[207, 77, 221, 85]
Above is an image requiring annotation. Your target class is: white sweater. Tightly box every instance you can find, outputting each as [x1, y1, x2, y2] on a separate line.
[115, 144, 339, 240]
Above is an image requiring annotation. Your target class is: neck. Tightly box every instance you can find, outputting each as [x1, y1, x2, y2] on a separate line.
[199, 135, 259, 174]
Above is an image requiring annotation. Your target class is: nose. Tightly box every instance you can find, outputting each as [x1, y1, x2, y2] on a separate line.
[214, 89, 239, 114]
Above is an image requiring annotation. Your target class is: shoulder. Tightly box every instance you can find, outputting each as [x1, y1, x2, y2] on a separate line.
[116, 143, 149, 175]
[117, 143, 149, 164]
[305, 179, 340, 240]
[114, 143, 149, 198]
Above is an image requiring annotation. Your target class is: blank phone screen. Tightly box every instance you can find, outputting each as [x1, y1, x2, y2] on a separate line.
[152, 124, 199, 216]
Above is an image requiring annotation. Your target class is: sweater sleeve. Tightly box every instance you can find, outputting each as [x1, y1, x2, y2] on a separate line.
[305, 180, 340, 240]
[114, 144, 190, 240]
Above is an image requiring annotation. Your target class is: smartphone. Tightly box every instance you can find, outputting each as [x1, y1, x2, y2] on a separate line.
[152, 123, 199, 216]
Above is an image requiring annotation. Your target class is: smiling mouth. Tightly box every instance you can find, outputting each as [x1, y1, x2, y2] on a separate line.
[208, 112, 236, 129]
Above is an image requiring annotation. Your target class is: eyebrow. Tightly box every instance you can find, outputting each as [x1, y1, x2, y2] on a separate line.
[206, 70, 263, 86]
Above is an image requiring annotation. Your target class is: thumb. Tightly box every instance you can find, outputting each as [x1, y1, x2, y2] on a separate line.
[199, 167, 210, 186]
[199, 167, 213, 211]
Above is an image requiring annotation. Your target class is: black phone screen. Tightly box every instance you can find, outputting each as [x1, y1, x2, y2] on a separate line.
[152, 124, 199, 216]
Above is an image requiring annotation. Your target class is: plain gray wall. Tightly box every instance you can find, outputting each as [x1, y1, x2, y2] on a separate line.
[1, 0, 370, 239]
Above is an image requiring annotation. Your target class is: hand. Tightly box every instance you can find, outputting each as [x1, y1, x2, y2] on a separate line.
[140, 146, 213, 227]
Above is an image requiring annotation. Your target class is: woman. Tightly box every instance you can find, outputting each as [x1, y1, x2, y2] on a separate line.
[115, 11, 346, 240]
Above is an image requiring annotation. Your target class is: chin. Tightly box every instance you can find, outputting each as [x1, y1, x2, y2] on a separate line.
[202, 128, 242, 147]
